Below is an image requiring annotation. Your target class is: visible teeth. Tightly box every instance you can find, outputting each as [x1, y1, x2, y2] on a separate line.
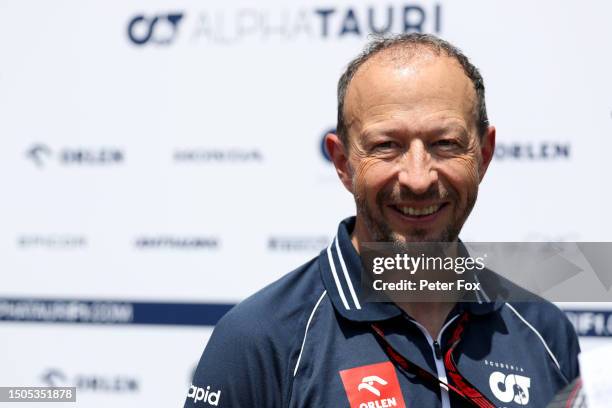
[400, 204, 441, 216]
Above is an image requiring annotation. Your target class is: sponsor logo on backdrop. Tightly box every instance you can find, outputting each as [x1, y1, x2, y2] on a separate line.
[565, 310, 612, 337]
[134, 236, 219, 249]
[494, 142, 570, 160]
[41, 369, 139, 393]
[26, 144, 124, 168]
[17, 235, 87, 249]
[0, 300, 133, 323]
[186, 384, 221, 406]
[174, 148, 263, 163]
[127, 13, 184, 45]
[268, 236, 329, 252]
[127, 4, 441, 46]
[27, 144, 52, 166]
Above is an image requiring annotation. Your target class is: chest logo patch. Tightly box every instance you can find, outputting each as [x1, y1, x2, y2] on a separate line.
[489, 371, 531, 405]
[340, 361, 406, 408]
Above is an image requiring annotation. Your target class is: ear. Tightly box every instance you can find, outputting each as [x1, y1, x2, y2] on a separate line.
[325, 132, 354, 193]
[478, 125, 496, 182]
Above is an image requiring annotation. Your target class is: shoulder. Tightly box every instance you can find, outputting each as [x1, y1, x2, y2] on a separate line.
[503, 300, 578, 352]
[186, 255, 330, 407]
[215, 254, 327, 342]
[503, 300, 580, 382]
[479, 268, 580, 380]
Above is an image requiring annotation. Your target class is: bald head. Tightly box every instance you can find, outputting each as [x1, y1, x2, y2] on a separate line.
[344, 51, 479, 150]
[336, 34, 488, 146]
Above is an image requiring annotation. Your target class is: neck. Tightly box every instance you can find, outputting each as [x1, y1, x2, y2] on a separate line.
[396, 302, 456, 340]
[350, 216, 369, 253]
[350, 217, 458, 340]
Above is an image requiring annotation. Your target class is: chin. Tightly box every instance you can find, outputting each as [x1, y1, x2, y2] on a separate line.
[390, 228, 455, 244]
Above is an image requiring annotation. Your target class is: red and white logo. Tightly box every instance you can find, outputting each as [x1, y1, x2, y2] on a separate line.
[340, 362, 406, 408]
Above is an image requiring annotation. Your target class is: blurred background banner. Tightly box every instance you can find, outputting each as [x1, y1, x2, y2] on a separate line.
[0, 0, 611, 406]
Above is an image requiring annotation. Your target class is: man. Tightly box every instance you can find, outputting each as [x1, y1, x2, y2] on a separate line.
[184, 34, 580, 408]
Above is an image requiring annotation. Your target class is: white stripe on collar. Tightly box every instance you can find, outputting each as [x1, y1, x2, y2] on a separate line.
[327, 242, 351, 310]
[334, 236, 361, 310]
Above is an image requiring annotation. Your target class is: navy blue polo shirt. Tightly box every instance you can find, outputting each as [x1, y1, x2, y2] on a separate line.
[185, 217, 580, 408]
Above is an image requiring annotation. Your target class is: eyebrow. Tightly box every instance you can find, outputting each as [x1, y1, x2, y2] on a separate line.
[360, 122, 469, 141]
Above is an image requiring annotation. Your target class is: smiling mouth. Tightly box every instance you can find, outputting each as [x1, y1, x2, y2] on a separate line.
[390, 203, 448, 218]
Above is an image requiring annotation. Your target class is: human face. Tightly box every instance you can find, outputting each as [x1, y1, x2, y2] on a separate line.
[335, 53, 494, 244]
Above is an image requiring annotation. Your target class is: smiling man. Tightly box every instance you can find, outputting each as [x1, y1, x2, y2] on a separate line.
[332, 41, 488, 247]
[185, 34, 581, 408]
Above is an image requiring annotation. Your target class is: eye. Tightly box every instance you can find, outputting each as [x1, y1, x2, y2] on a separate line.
[374, 141, 400, 150]
[432, 139, 459, 148]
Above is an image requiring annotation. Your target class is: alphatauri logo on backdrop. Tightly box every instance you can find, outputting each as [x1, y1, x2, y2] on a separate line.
[127, 13, 184, 45]
[127, 4, 442, 47]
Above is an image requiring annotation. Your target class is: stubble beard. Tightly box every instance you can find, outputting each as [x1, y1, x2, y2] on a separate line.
[353, 181, 477, 249]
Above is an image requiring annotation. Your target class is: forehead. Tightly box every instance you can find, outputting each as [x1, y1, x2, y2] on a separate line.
[344, 50, 477, 136]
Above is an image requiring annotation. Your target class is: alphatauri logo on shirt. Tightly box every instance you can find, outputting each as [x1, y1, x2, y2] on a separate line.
[340, 362, 406, 408]
[489, 371, 531, 405]
[186, 384, 221, 406]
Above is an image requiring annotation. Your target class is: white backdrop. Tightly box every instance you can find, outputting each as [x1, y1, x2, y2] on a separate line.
[1, 0, 611, 406]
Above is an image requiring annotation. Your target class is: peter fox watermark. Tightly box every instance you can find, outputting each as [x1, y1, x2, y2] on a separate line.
[361, 242, 612, 303]
[361, 242, 488, 302]
[372, 278, 481, 292]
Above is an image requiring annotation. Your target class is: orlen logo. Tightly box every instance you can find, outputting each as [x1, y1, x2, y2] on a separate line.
[340, 362, 406, 408]
[494, 142, 570, 160]
[127, 13, 184, 46]
[489, 371, 531, 405]
[25, 144, 124, 167]
[358, 375, 388, 396]
[41, 368, 138, 393]
[27, 144, 52, 167]
[186, 384, 221, 406]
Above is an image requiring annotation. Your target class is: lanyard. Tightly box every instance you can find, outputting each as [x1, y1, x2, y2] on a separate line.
[370, 313, 496, 408]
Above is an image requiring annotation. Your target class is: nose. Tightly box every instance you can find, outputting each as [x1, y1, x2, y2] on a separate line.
[396, 140, 438, 195]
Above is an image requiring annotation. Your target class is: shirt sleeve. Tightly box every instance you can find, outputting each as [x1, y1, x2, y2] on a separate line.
[183, 308, 286, 408]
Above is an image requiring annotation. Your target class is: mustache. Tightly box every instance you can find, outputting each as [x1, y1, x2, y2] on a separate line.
[377, 184, 453, 204]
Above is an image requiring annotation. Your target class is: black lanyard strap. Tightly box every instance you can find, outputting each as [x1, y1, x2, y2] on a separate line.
[370, 313, 496, 408]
